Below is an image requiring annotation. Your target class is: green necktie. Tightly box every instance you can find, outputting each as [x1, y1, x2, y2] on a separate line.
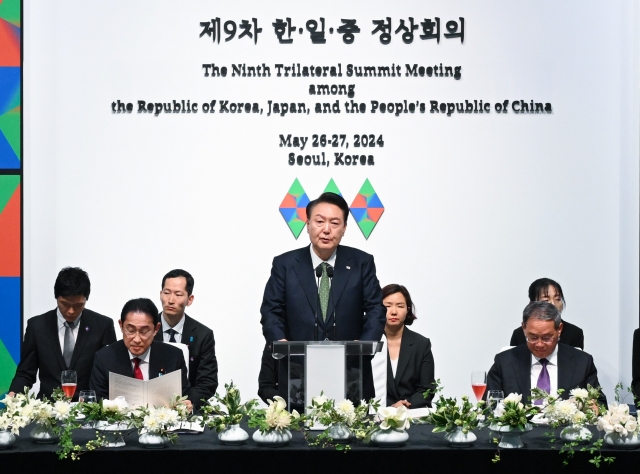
[319, 262, 330, 322]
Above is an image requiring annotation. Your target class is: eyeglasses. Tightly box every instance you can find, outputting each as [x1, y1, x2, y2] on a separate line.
[122, 327, 154, 338]
[526, 335, 557, 345]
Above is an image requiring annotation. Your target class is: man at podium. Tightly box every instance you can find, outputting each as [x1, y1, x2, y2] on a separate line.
[260, 192, 385, 400]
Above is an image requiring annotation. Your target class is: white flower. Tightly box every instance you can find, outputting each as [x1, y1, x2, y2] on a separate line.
[271, 396, 287, 412]
[103, 396, 128, 414]
[570, 388, 589, 400]
[337, 399, 355, 415]
[494, 402, 505, 418]
[312, 394, 328, 406]
[52, 400, 72, 421]
[377, 405, 411, 430]
[504, 393, 522, 404]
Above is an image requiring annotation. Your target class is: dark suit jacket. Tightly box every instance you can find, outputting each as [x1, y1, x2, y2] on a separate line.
[510, 319, 584, 349]
[9, 309, 116, 399]
[90, 340, 190, 400]
[260, 245, 385, 342]
[386, 327, 436, 408]
[154, 314, 218, 408]
[487, 343, 606, 405]
[632, 329, 640, 399]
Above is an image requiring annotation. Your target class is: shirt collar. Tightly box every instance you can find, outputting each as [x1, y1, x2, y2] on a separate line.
[129, 346, 151, 363]
[160, 312, 186, 336]
[309, 244, 338, 270]
[532, 344, 559, 366]
[56, 307, 82, 329]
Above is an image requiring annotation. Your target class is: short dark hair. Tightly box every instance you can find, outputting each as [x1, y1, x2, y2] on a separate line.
[120, 298, 160, 325]
[54, 267, 91, 299]
[522, 301, 561, 329]
[305, 192, 349, 223]
[381, 284, 417, 326]
[162, 269, 194, 295]
[528, 277, 565, 309]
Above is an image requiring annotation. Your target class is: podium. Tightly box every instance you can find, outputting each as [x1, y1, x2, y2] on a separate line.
[272, 341, 383, 412]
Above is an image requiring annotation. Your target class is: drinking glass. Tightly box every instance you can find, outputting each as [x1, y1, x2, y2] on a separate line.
[61, 370, 77, 399]
[471, 370, 487, 402]
[78, 390, 97, 403]
[487, 390, 504, 414]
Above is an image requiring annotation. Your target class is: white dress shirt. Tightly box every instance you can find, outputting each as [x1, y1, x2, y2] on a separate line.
[309, 244, 337, 288]
[372, 334, 387, 406]
[530, 345, 559, 395]
[56, 308, 82, 351]
[160, 313, 186, 343]
[129, 347, 151, 380]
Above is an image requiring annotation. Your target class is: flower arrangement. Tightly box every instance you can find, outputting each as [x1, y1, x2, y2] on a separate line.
[488, 393, 537, 430]
[130, 395, 190, 444]
[0, 387, 48, 434]
[596, 402, 639, 437]
[533, 385, 603, 428]
[308, 393, 371, 429]
[248, 396, 304, 433]
[200, 382, 258, 432]
[79, 396, 131, 426]
[305, 393, 377, 450]
[423, 394, 486, 435]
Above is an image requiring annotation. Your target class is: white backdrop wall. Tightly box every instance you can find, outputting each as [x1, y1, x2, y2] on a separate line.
[23, 1, 639, 403]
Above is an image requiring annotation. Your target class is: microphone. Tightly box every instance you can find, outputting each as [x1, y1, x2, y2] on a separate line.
[314, 265, 323, 341]
[326, 265, 336, 340]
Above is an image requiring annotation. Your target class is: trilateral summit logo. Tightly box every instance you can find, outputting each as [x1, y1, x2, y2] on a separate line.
[279, 178, 384, 239]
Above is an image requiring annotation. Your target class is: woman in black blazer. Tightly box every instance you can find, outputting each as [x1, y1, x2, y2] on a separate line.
[383, 284, 436, 408]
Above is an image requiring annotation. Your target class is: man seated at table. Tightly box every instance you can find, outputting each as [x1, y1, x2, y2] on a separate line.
[90, 298, 191, 409]
[488, 301, 606, 405]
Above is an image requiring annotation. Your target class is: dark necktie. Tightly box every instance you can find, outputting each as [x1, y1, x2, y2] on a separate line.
[166, 328, 178, 343]
[132, 357, 144, 380]
[318, 262, 330, 321]
[63, 320, 76, 367]
[535, 358, 551, 405]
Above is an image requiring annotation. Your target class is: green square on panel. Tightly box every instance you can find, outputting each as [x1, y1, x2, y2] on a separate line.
[0, 339, 17, 395]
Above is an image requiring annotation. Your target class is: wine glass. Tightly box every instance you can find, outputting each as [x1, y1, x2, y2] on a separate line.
[61, 370, 77, 399]
[487, 390, 504, 414]
[471, 370, 487, 402]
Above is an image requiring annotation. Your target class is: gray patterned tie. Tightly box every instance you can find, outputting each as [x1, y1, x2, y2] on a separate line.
[319, 262, 330, 322]
[63, 321, 76, 367]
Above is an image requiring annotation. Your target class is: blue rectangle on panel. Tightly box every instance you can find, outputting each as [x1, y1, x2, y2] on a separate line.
[0, 277, 21, 364]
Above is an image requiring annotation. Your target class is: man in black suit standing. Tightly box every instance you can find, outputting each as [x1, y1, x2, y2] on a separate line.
[488, 301, 606, 405]
[509, 278, 584, 349]
[260, 192, 385, 400]
[9, 267, 116, 399]
[154, 269, 218, 408]
[90, 298, 191, 409]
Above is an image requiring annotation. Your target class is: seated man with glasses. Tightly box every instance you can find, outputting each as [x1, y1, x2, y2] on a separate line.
[487, 301, 606, 405]
[90, 298, 191, 409]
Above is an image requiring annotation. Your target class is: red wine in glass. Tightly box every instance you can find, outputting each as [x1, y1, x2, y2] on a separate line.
[471, 370, 487, 402]
[62, 383, 77, 398]
[61, 370, 77, 399]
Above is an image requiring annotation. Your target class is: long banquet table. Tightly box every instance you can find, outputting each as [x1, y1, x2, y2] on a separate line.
[1, 423, 637, 473]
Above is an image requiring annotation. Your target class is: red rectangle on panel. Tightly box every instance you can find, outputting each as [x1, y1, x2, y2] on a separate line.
[0, 183, 20, 276]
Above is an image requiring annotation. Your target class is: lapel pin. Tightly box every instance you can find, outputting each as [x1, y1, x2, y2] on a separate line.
[85, 326, 89, 331]
[346, 266, 351, 270]
[190, 357, 194, 361]
[190, 336, 194, 342]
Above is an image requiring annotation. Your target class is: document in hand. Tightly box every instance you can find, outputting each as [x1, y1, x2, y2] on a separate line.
[108, 370, 182, 408]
